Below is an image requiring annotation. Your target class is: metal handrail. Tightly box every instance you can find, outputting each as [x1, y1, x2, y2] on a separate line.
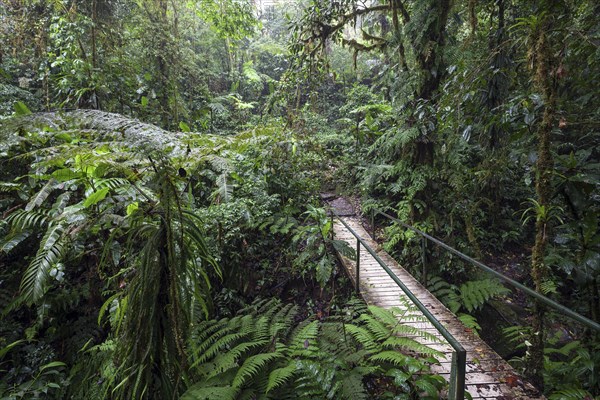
[373, 209, 600, 333]
[331, 210, 466, 400]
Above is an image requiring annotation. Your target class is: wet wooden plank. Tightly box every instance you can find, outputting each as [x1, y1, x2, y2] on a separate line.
[332, 216, 544, 400]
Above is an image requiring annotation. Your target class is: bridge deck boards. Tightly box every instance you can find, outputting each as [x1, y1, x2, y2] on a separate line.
[333, 217, 543, 399]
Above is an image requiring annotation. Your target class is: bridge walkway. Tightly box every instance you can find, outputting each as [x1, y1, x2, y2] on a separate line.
[332, 214, 543, 400]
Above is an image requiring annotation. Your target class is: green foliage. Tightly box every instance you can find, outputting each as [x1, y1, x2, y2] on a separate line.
[292, 205, 354, 287]
[0, 111, 224, 399]
[190, 0, 258, 41]
[183, 298, 445, 399]
[428, 276, 510, 334]
[504, 326, 600, 396]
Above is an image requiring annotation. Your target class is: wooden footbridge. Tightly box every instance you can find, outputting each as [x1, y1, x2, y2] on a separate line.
[325, 196, 545, 400]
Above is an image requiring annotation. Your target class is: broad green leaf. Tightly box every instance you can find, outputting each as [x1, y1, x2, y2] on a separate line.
[14, 101, 32, 116]
[52, 168, 80, 182]
[0, 340, 25, 360]
[179, 121, 191, 132]
[83, 187, 110, 208]
[126, 202, 139, 216]
[55, 133, 72, 143]
[40, 361, 67, 371]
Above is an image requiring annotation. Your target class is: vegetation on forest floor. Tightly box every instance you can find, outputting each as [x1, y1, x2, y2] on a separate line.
[1, 0, 599, 399]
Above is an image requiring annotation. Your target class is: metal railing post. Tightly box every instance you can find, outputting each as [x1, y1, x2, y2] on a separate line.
[370, 208, 375, 239]
[356, 238, 360, 293]
[421, 237, 428, 287]
[330, 211, 334, 240]
[448, 350, 466, 400]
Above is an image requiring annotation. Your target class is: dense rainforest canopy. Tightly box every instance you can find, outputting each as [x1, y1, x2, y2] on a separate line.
[0, 0, 599, 399]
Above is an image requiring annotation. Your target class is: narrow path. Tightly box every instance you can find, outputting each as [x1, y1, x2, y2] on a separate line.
[331, 213, 543, 399]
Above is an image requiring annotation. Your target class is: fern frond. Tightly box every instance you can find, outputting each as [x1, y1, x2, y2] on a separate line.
[266, 362, 297, 393]
[340, 371, 369, 400]
[360, 313, 392, 341]
[208, 340, 270, 377]
[290, 320, 320, 356]
[191, 320, 229, 348]
[548, 388, 593, 400]
[180, 384, 238, 400]
[368, 305, 402, 328]
[331, 239, 356, 260]
[270, 303, 299, 339]
[381, 336, 443, 357]
[457, 313, 481, 333]
[212, 173, 233, 203]
[192, 332, 248, 367]
[369, 350, 411, 366]
[232, 352, 283, 389]
[459, 279, 509, 312]
[344, 324, 380, 353]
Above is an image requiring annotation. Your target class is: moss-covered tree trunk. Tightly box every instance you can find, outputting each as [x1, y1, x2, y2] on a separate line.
[528, 5, 559, 389]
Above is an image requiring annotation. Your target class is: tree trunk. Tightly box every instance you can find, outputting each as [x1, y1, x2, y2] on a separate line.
[528, 8, 558, 390]
[416, 0, 451, 101]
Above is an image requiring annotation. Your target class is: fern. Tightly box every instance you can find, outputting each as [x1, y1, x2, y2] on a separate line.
[345, 324, 381, 352]
[428, 276, 509, 327]
[459, 279, 509, 312]
[548, 388, 594, 400]
[266, 362, 297, 393]
[180, 385, 238, 400]
[369, 350, 413, 366]
[208, 340, 270, 377]
[185, 299, 445, 399]
[457, 313, 482, 333]
[232, 351, 283, 389]
[192, 332, 249, 367]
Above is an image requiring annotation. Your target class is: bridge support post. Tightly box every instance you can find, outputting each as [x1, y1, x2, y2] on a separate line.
[449, 350, 466, 400]
[370, 208, 375, 239]
[421, 237, 428, 287]
[356, 238, 360, 293]
[330, 212, 334, 240]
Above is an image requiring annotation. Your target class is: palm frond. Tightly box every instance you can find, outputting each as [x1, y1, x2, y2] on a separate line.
[25, 179, 57, 211]
[20, 223, 67, 304]
[0, 230, 32, 253]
